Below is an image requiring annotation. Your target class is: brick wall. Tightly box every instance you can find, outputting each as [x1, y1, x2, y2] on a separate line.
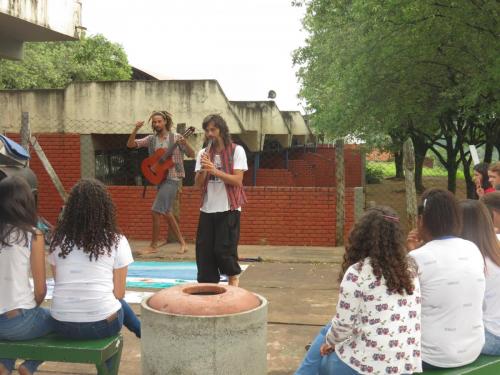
[7, 133, 81, 224]
[108, 185, 356, 246]
[244, 145, 363, 187]
[4, 133, 357, 246]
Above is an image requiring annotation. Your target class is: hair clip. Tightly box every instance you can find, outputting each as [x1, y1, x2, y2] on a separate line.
[382, 214, 400, 222]
[423, 199, 427, 208]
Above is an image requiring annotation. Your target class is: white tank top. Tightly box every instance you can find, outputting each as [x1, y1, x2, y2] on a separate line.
[0, 229, 36, 314]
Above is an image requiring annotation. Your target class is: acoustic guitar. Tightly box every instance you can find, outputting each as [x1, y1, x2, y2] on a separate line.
[141, 126, 195, 185]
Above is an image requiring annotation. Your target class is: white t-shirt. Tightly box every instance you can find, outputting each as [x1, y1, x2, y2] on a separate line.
[410, 237, 485, 368]
[0, 230, 36, 314]
[483, 234, 500, 336]
[195, 145, 248, 213]
[49, 234, 134, 322]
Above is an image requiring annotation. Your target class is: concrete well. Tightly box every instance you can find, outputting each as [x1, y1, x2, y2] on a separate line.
[141, 283, 268, 375]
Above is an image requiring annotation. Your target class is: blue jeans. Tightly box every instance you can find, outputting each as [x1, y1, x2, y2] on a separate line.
[54, 307, 124, 340]
[295, 323, 331, 375]
[482, 328, 500, 356]
[320, 352, 360, 375]
[0, 307, 55, 373]
[120, 299, 141, 338]
[53, 300, 140, 339]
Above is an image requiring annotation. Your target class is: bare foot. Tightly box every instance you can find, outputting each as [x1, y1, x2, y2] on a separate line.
[135, 244, 160, 256]
[176, 243, 188, 254]
[18, 364, 32, 375]
[0, 363, 10, 375]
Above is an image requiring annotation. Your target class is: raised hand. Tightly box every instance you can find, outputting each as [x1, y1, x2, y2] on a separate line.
[407, 229, 423, 251]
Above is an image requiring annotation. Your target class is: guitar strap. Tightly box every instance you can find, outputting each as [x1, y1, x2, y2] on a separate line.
[143, 134, 157, 199]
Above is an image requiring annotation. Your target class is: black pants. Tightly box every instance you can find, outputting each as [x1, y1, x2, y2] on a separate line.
[195, 210, 241, 283]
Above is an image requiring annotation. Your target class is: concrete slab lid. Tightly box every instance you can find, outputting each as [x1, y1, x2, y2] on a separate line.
[146, 283, 263, 317]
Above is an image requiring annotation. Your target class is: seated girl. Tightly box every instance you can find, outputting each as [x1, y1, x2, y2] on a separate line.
[295, 206, 422, 375]
[49, 179, 140, 342]
[407, 189, 485, 369]
[481, 192, 500, 233]
[474, 162, 496, 198]
[459, 199, 500, 356]
[0, 176, 54, 375]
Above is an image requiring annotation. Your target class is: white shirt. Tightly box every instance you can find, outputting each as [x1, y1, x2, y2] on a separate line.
[483, 234, 500, 336]
[327, 259, 422, 375]
[410, 237, 485, 367]
[49, 235, 134, 322]
[195, 145, 248, 213]
[0, 230, 36, 314]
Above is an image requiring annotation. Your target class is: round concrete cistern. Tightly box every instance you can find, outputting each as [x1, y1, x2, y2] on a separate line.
[141, 283, 268, 375]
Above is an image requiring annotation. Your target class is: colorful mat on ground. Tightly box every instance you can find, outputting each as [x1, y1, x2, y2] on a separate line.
[126, 261, 247, 289]
[34, 261, 248, 304]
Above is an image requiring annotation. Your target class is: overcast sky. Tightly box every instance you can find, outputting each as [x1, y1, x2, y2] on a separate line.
[81, 0, 307, 111]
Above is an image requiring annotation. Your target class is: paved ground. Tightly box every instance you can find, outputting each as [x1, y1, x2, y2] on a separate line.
[33, 241, 344, 375]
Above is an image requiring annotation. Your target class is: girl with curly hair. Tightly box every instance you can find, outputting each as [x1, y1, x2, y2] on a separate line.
[296, 206, 422, 375]
[407, 189, 485, 369]
[0, 176, 54, 375]
[49, 179, 140, 343]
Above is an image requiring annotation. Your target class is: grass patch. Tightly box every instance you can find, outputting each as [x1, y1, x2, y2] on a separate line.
[366, 161, 465, 183]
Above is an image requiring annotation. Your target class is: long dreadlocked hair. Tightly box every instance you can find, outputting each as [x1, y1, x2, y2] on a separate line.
[339, 206, 417, 295]
[150, 110, 173, 132]
[50, 179, 120, 261]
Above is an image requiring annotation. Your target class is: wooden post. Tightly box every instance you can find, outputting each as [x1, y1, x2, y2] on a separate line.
[30, 136, 67, 201]
[403, 138, 418, 229]
[167, 123, 185, 243]
[20, 112, 30, 165]
[335, 138, 345, 246]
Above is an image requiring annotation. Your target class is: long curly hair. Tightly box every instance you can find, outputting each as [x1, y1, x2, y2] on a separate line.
[50, 179, 120, 261]
[0, 176, 37, 248]
[339, 206, 416, 295]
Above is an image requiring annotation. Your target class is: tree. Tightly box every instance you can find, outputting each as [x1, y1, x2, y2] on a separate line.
[0, 34, 132, 89]
[293, 0, 500, 195]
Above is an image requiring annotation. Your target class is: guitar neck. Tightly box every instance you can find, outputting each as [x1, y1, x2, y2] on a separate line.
[159, 143, 178, 162]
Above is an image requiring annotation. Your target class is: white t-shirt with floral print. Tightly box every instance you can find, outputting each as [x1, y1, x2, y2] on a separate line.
[326, 259, 422, 375]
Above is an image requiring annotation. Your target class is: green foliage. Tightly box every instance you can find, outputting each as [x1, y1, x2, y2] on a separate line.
[367, 161, 465, 180]
[294, 0, 498, 139]
[366, 162, 385, 184]
[0, 34, 132, 89]
[294, 0, 499, 193]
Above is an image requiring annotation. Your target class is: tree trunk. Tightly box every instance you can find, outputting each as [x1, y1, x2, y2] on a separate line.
[411, 135, 429, 193]
[460, 152, 476, 199]
[403, 139, 418, 230]
[484, 142, 493, 164]
[394, 150, 404, 179]
[447, 161, 457, 193]
[335, 138, 345, 246]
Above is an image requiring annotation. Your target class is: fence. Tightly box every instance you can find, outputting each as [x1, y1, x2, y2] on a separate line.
[2, 114, 367, 246]
[364, 140, 476, 232]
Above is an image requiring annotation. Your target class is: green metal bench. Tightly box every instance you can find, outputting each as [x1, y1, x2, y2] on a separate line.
[423, 355, 500, 374]
[0, 333, 123, 375]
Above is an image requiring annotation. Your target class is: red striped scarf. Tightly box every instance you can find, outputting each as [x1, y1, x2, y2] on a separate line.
[202, 142, 247, 211]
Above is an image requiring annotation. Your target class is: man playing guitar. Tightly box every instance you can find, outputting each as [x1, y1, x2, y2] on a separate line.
[127, 111, 195, 255]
